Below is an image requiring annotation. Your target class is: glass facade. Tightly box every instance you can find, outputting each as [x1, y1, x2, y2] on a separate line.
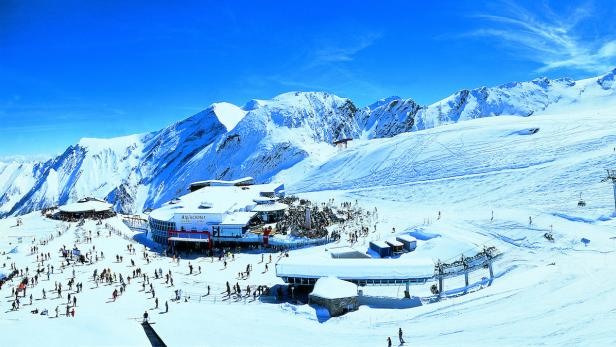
[148, 217, 176, 244]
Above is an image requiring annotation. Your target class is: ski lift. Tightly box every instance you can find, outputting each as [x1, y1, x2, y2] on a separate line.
[577, 193, 586, 207]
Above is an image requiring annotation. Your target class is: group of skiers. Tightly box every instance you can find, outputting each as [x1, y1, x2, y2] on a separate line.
[1, 216, 286, 327]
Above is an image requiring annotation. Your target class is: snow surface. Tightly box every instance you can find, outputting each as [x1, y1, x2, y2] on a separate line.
[148, 183, 283, 221]
[276, 255, 435, 279]
[310, 277, 357, 299]
[1, 71, 616, 346]
[4, 70, 616, 217]
[211, 102, 247, 131]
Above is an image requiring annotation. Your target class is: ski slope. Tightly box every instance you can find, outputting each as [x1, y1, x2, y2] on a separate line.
[1, 98, 616, 346]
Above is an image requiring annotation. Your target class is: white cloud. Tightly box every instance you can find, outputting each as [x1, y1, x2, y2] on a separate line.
[470, 1, 616, 74]
[310, 32, 382, 66]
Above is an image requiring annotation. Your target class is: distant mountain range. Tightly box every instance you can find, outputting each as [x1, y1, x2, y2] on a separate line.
[1, 68, 615, 217]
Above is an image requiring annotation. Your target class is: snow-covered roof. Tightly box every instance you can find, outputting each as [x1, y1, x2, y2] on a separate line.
[396, 234, 417, 243]
[253, 197, 277, 203]
[189, 177, 254, 188]
[310, 277, 357, 299]
[386, 239, 404, 247]
[168, 237, 210, 243]
[328, 246, 369, 259]
[221, 212, 256, 225]
[252, 202, 288, 212]
[370, 240, 390, 249]
[58, 200, 113, 213]
[277, 256, 435, 280]
[150, 182, 284, 222]
[329, 246, 359, 257]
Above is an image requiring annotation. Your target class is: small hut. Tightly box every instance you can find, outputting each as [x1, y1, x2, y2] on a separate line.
[332, 138, 352, 149]
[369, 240, 391, 258]
[386, 239, 404, 253]
[309, 277, 358, 317]
[396, 234, 418, 252]
[57, 198, 115, 220]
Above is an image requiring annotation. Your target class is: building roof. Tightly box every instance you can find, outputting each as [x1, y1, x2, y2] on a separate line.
[310, 277, 357, 299]
[370, 240, 390, 248]
[221, 212, 257, 226]
[168, 237, 210, 243]
[58, 200, 113, 213]
[396, 234, 417, 243]
[332, 138, 353, 145]
[188, 177, 254, 190]
[386, 239, 404, 247]
[328, 246, 370, 259]
[149, 182, 284, 222]
[252, 202, 288, 212]
[277, 256, 434, 280]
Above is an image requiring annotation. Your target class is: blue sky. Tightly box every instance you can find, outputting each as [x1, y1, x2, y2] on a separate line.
[1, 0, 616, 159]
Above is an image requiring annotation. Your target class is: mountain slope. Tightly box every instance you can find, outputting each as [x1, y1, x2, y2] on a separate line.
[1, 70, 615, 216]
[359, 69, 616, 139]
[2, 92, 362, 215]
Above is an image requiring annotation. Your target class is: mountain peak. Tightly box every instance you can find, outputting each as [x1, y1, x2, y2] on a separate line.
[211, 102, 247, 131]
[242, 99, 266, 111]
[597, 68, 616, 90]
[365, 96, 402, 111]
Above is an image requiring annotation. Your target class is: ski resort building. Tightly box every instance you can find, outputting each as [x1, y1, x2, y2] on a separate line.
[309, 277, 359, 317]
[148, 178, 287, 245]
[57, 197, 115, 220]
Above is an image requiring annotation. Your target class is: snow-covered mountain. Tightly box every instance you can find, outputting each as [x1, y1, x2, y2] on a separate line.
[1, 69, 615, 216]
[358, 69, 616, 138]
[0, 92, 361, 215]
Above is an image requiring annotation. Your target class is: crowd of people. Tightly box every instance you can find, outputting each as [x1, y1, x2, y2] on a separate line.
[274, 197, 379, 245]
[1, 216, 289, 325]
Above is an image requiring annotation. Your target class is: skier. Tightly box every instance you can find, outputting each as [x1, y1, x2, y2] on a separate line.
[165, 301, 168, 313]
[143, 310, 149, 323]
[398, 328, 405, 344]
[387, 337, 392, 347]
